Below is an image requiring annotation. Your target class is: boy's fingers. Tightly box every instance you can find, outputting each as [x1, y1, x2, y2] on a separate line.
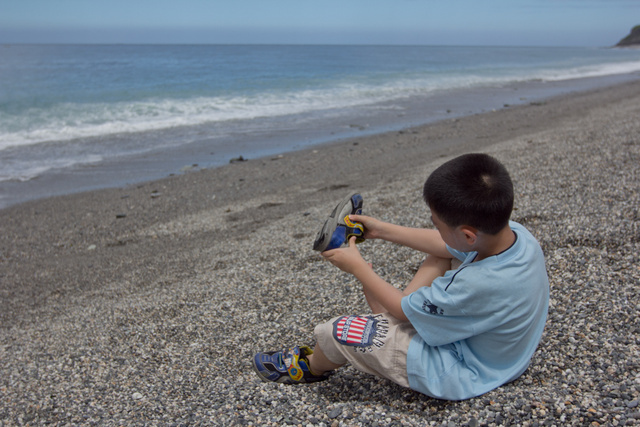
[321, 249, 334, 258]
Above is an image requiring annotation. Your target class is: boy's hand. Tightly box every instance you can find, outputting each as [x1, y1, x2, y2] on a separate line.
[322, 236, 369, 275]
[348, 214, 385, 240]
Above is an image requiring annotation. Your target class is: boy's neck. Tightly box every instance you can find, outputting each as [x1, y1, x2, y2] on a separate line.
[474, 226, 516, 262]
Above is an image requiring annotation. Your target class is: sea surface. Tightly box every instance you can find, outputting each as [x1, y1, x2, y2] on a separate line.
[1, 44, 640, 208]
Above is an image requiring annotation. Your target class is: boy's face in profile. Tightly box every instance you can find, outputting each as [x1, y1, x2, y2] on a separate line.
[430, 209, 473, 253]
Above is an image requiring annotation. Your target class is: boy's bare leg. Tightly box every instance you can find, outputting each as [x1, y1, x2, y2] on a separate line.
[363, 285, 386, 313]
[361, 262, 386, 313]
[307, 343, 343, 375]
[360, 255, 451, 314]
[403, 255, 452, 295]
[308, 256, 452, 375]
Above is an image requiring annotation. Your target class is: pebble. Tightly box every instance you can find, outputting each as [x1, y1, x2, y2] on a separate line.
[229, 155, 248, 163]
[1, 87, 639, 426]
[328, 406, 343, 419]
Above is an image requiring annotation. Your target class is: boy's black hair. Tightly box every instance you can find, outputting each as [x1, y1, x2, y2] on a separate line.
[423, 153, 513, 235]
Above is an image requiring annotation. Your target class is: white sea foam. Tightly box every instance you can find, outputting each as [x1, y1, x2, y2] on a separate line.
[2, 45, 639, 188]
[1, 58, 639, 153]
[0, 85, 419, 150]
[539, 60, 640, 82]
[0, 154, 103, 182]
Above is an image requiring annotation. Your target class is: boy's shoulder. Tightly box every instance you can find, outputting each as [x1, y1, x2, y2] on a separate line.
[509, 221, 536, 240]
[508, 221, 546, 263]
[446, 221, 539, 264]
[444, 222, 546, 292]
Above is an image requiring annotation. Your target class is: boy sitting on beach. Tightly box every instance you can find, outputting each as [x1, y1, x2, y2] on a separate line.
[253, 153, 549, 400]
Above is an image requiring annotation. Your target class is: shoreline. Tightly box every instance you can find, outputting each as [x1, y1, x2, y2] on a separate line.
[1, 72, 638, 210]
[2, 75, 638, 220]
[1, 78, 640, 425]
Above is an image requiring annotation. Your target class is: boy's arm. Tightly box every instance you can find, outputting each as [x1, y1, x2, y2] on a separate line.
[362, 255, 450, 313]
[322, 237, 408, 321]
[403, 255, 452, 295]
[351, 214, 452, 258]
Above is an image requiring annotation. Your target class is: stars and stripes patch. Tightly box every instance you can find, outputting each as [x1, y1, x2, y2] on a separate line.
[332, 315, 378, 347]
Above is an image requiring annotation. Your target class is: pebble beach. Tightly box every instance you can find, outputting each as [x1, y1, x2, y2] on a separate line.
[1, 79, 639, 426]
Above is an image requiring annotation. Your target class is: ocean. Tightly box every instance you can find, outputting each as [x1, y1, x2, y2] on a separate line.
[1, 44, 639, 208]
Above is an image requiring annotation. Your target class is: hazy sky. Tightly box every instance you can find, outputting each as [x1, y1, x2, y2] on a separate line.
[1, 0, 637, 46]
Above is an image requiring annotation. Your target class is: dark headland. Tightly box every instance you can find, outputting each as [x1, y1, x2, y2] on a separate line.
[616, 25, 640, 46]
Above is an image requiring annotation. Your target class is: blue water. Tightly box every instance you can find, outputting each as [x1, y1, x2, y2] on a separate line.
[1, 44, 640, 207]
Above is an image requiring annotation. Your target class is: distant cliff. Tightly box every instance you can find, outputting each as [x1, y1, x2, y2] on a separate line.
[616, 25, 640, 46]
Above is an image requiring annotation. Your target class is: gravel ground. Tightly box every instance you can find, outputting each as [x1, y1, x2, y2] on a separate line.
[1, 81, 639, 426]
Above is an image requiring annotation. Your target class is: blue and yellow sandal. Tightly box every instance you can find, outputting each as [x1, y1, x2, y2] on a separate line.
[252, 345, 331, 384]
[313, 193, 365, 252]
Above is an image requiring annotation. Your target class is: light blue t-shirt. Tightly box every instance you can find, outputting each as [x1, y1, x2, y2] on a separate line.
[401, 221, 549, 400]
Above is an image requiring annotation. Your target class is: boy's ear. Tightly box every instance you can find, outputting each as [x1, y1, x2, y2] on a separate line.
[459, 226, 478, 245]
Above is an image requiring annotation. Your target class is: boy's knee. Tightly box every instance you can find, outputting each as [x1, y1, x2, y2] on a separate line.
[314, 319, 348, 366]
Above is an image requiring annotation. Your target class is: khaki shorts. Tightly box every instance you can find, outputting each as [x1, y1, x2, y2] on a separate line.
[314, 313, 416, 388]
